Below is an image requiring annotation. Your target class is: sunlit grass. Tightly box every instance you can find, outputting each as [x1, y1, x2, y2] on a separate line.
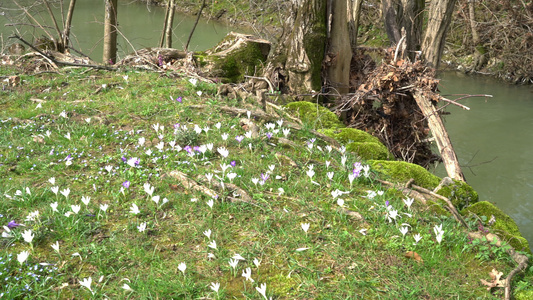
[0, 66, 530, 299]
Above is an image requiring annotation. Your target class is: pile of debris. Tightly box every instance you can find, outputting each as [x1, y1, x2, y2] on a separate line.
[336, 48, 444, 168]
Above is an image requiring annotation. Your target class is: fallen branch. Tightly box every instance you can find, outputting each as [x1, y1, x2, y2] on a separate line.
[10, 34, 115, 71]
[376, 178, 468, 228]
[168, 170, 218, 198]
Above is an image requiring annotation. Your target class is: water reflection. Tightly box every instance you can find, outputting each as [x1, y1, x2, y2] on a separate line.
[1, 0, 233, 61]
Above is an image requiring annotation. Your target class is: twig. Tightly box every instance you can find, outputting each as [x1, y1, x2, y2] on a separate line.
[440, 96, 470, 110]
[244, 75, 274, 93]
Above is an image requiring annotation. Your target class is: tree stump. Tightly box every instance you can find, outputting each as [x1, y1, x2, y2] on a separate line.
[199, 32, 271, 82]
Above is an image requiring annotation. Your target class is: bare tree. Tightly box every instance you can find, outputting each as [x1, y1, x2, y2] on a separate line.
[103, 0, 118, 64]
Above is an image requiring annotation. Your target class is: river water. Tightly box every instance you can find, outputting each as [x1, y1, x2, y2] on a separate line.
[1, 0, 233, 61]
[435, 71, 533, 245]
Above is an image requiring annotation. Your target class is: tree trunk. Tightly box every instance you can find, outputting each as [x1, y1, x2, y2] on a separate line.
[348, 0, 363, 50]
[62, 0, 77, 51]
[326, 0, 352, 94]
[382, 0, 424, 60]
[421, 0, 458, 68]
[164, 0, 176, 48]
[264, 0, 327, 97]
[159, 0, 171, 47]
[467, 0, 487, 70]
[399, 0, 424, 60]
[382, 0, 401, 45]
[103, 0, 118, 64]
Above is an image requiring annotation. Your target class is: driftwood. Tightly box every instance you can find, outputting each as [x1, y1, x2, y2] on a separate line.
[413, 89, 465, 181]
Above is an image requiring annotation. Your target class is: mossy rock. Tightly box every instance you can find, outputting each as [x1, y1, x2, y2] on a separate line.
[368, 160, 441, 189]
[436, 179, 479, 210]
[320, 128, 392, 160]
[462, 201, 531, 254]
[285, 101, 344, 129]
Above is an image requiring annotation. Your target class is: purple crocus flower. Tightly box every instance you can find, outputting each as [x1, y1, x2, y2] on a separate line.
[193, 146, 200, 152]
[385, 201, 390, 207]
[260, 173, 270, 182]
[7, 220, 21, 229]
[353, 162, 363, 178]
[235, 136, 244, 143]
[230, 160, 236, 167]
[158, 54, 164, 67]
[184, 146, 193, 153]
[176, 96, 182, 103]
[266, 132, 273, 139]
[121, 156, 127, 162]
[122, 181, 131, 189]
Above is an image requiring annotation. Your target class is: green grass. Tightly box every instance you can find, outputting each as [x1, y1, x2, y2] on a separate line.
[0, 65, 531, 299]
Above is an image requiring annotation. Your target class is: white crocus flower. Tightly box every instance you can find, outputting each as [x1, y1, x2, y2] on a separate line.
[21, 229, 34, 243]
[17, 250, 30, 265]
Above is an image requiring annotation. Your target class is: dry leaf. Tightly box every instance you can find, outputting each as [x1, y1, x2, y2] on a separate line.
[480, 268, 505, 291]
[404, 251, 423, 262]
[32, 135, 45, 144]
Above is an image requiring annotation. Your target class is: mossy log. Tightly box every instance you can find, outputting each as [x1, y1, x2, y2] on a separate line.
[198, 32, 271, 82]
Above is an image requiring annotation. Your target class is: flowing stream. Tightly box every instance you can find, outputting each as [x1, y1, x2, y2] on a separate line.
[435, 71, 533, 245]
[1, 0, 233, 62]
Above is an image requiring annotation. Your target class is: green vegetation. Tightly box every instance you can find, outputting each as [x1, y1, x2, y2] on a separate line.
[0, 65, 531, 298]
[285, 101, 344, 129]
[321, 128, 393, 160]
[463, 202, 531, 254]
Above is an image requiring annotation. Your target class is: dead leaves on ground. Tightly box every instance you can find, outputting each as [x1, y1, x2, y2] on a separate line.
[480, 268, 506, 291]
[404, 251, 423, 263]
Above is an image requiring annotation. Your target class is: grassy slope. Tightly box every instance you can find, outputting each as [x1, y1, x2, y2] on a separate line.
[0, 66, 530, 299]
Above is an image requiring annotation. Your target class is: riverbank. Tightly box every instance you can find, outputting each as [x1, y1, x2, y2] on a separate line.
[142, 0, 532, 85]
[0, 61, 532, 298]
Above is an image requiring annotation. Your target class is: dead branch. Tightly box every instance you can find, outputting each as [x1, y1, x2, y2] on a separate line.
[185, 0, 206, 51]
[168, 170, 217, 198]
[375, 178, 468, 228]
[10, 34, 115, 71]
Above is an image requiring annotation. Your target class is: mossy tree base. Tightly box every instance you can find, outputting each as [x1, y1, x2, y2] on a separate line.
[199, 32, 271, 83]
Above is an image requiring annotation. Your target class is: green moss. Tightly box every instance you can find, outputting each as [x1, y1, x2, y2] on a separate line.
[436, 179, 479, 210]
[368, 160, 441, 189]
[426, 200, 451, 217]
[320, 128, 392, 160]
[320, 128, 380, 144]
[346, 142, 391, 160]
[214, 43, 266, 82]
[285, 101, 344, 129]
[462, 201, 531, 254]
[515, 290, 533, 300]
[269, 272, 299, 296]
